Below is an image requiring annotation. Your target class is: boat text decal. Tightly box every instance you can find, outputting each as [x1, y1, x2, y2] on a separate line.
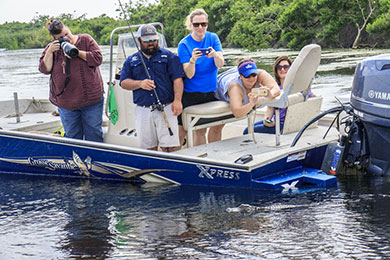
[0, 151, 174, 179]
[197, 165, 240, 180]
[286, 151, 306, 163]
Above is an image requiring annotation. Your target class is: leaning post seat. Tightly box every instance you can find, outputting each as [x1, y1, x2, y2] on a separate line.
[181, 44, 322, 148]
[181, 101, 255, 147]
[255, 43, 323, 146]
[104, 23, 167, 147]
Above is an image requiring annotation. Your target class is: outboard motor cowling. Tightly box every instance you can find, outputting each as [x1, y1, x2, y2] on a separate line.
[349, 54, 390, 175]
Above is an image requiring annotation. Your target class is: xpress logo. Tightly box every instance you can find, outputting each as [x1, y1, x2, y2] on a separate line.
[197, 165, 240, 180]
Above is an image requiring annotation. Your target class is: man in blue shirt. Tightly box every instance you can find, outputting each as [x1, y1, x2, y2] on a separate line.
[120, 24, 185, 152]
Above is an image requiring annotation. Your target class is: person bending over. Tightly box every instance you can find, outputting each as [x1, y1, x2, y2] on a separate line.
[214, 58, 280, 133]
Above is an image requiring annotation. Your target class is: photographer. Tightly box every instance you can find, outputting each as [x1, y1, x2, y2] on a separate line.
[39, 19, 104, 142]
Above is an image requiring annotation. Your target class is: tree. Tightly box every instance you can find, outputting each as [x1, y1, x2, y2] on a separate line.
[278, 0, 319, 49]
[352, 0, 376, 48]
[366, 0, 390, 46]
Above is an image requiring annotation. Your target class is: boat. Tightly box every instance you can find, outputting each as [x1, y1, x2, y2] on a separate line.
[0, 23, 338, 191]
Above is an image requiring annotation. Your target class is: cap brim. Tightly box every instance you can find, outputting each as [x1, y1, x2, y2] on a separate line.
[140, 35, 159, 41]
[241, 68, 258, 77]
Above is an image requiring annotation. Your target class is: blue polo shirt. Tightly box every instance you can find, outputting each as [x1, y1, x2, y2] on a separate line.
[120, 48, 185, 106]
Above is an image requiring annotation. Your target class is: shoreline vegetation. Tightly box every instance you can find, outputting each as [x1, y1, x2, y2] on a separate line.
[0, 0, 389, 51]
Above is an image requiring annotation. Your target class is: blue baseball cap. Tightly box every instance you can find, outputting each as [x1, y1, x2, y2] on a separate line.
[238, 61, 258, 77]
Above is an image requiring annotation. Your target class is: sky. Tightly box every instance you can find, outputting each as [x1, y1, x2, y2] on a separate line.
[0, 0, 122, 24]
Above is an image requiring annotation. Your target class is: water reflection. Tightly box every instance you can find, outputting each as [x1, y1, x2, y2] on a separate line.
[1, 173, 390, 259]
[61, 179, 113, 259]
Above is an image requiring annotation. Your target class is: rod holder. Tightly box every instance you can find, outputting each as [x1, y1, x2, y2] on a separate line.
[13, 92, 20, 123]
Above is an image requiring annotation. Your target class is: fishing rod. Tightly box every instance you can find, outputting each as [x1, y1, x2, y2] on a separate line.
[117, 0, 174, 136]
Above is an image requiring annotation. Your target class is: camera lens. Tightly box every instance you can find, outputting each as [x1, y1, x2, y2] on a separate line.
[58, 37, 79, 58]
[61, 42, 79, 58]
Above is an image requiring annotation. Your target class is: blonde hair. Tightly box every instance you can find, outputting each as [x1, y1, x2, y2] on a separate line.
[185, 8, 208, 30]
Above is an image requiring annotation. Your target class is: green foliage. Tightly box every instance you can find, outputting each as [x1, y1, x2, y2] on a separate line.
[367, 0, 390, 43]
[0, 0, 389, 50]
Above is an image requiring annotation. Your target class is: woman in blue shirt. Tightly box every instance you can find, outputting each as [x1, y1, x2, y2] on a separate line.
[177, 8, 224, 146]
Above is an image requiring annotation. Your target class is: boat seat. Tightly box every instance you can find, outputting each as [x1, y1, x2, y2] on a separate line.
[104, 24, 167, 148]
[257, 43, 323, 145]
[104, 80, 139, 147]
[181, 101, 255, 147]
[281, 96, 323, 134]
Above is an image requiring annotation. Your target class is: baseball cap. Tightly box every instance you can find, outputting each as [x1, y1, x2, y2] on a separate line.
[137, 24, 159, 41]
[238, 61, 258, 77]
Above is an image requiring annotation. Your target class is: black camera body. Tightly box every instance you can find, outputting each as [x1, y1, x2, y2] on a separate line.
[58, 37, 79, 58]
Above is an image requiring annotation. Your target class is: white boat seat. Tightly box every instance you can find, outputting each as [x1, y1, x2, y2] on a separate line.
[181, 101, 255, 147]
[281, 96, 323, 134]
[256, 43, 323, 145]
[104, 23, 167, 148]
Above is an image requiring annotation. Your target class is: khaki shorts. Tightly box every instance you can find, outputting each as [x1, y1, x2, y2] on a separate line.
[135, 103, 180, 149]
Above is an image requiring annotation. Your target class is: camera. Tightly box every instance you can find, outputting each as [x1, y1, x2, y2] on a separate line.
[58, 37, 79, 58]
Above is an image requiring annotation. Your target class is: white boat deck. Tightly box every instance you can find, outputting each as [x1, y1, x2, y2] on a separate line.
[0, 99, 61, 132]
[174, 125, 338, 168]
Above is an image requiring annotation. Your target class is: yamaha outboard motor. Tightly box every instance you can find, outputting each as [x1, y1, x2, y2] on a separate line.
[346, 54, 390, 175]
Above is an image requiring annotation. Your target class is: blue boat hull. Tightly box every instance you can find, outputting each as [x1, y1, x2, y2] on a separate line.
[0, 131, 336, 190]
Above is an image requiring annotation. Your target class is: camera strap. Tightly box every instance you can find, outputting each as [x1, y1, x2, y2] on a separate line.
[56, 58, 71, 97]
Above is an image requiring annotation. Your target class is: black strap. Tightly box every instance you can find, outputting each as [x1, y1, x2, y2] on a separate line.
[56, 58, 71, 97]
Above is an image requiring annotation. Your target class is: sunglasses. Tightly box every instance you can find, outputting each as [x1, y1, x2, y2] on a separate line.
[276, 64, 290, 71]
[244, 73, 257, 79]
[142, 39, 157, 43]
[192, 22, 208, 28]
[48, 20, 61, 34]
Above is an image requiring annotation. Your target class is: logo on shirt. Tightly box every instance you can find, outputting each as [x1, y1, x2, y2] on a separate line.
[161, 55, 167, 58]
[131, 56, 139, 62]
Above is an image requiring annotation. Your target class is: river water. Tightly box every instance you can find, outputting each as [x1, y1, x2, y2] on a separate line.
[1, 47, 390, 259]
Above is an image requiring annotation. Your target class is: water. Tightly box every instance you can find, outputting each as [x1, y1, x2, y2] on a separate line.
[1, 47, 390, 259]
[1, 47, 389, 110]
[1, 173, 390, 259]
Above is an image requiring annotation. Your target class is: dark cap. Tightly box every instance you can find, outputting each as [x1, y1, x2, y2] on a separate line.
[137, 24, 159, 41]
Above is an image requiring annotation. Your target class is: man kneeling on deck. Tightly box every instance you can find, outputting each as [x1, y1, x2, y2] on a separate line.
[120, 24, 185, 152]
